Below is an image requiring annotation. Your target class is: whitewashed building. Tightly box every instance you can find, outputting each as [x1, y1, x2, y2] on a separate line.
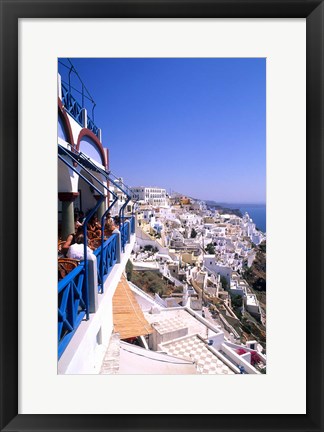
[131, 186, 167, 206]
[203, 255, 232, 284]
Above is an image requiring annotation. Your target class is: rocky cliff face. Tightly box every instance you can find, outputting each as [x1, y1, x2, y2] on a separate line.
[244, 242, 266, 291]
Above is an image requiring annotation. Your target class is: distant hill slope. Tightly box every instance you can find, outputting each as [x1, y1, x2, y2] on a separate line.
[169, 193, 243, 218]
[204, 200, 243, 218]
[243, 242, 266, 291]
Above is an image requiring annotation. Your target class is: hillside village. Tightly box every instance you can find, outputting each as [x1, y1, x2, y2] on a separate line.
[128, 188, 266, 352]
[96, 186, 267, 374]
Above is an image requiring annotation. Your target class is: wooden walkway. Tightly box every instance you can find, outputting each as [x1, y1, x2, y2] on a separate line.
[113, 275, 153, 339]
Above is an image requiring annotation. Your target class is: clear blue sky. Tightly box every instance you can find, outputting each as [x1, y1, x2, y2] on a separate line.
[59, 58, 266, 204]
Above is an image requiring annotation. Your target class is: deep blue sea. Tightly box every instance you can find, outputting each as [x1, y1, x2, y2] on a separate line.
[219, 203, 266, 233]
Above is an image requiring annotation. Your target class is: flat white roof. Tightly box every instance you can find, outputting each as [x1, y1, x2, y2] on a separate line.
[152, 317, 187, 335]
[144, 308, 219, 339]
[161, 335, 234, 375]
[247, 295, 258, 305]
[118, 342, 197, 374]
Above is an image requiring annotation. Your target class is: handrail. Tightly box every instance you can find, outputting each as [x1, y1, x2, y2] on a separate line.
[59, 144, 133, 288]
[59, 58, 96, 119]
[78, 151, 131, 198]
[68, 147, 132, 205]
[61, 82, 83, 124]
[61, 81, 100, 137]
[119, 198, 131, 251]
[99, 200, 118, 293]
[58, 149, 105, 319]
[120, 221, 130, 251]
[58, 144, 121, 293]
[58, 263, 86, 358]
[130, 215, 136, 234]
[58, 263, 83, 293]
[93, 235, 118, 291]
[107, 170, 132, 197]
[74, 148, 134, 254]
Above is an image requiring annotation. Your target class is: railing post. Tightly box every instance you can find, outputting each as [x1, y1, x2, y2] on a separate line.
[125, 220, 131, 243]
[87, 254, 98, 313]
[115, 231, 122, 263]
[131, 215, 136, 234]
[58, 73, 62, 100]
[81, 108, 88, 128]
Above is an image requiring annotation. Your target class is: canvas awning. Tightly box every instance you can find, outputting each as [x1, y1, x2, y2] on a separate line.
[113, 276, 153, 339]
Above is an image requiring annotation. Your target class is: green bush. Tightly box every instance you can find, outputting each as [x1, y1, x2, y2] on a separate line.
[190, 228, 197, 238]
[129, 270, 170, 296]
[205, 243, 215, 254]
[231, 294, 242, 308]
[126, 260, 133, 280]
[220, 275, 228, 290]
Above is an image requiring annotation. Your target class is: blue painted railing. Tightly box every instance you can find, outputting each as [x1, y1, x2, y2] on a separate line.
[58, 263, 86, 358]
[61, 82, 83, 125]
[58, 222, 135, 357]
[130, 215, 135, 234]
[93, 235, 118, 292]
[87, 115, 100, 138]
[120, 222, 130, 252]
[61, 82, 100, 138]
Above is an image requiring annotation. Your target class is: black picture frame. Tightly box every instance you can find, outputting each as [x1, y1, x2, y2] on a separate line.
[1, 1, 323, 431]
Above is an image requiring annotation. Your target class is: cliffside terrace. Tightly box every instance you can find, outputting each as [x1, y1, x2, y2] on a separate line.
[58, 220, 136, 373]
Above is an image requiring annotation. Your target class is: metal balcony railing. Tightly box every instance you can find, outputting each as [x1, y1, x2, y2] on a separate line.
[58, 263, 86, 358]
[130, 215, 136, 234]
[61, 81, 100, 139]
[59, 59, 100, 139]
[86, 115, 100, 138]
[61, 81, 84, 126]
[120, 221, 130, 252]
[58, 219, 136, 358]
[93, 235, 118, 292]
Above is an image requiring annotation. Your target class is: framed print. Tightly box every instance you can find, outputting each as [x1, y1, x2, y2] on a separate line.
[1, 1, 323, 432]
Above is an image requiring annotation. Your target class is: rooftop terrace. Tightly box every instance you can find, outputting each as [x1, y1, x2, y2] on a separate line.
[144, 308, 215, 340]
[161, 334, 234, 374]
